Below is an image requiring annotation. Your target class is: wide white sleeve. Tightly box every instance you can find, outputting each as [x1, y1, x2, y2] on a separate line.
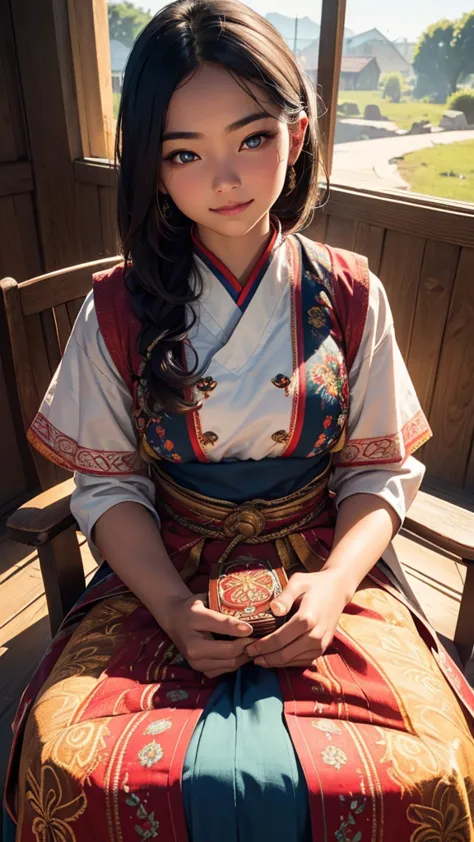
[27, 291, 158, 545]
[330, 271, 432, 524]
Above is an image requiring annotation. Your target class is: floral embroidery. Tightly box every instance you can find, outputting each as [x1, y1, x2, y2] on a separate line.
[125, 791, 160, 839]
[271, 374, 291, 396]
[336, 795, 367, 842]
[407, 777, 470, 842]
[311, 719, 342, 739]
[310, 353, 347, 407]
[166, 688, 189, 703]
[197, 377, 217, 399]
[144, 719, 172, 736]
[138, 741, 164, 768]
[139, 416, 183, 463]
[25, 764, 87, 842]
[308, 304, 327, 331]
[322, 745, 347, 770]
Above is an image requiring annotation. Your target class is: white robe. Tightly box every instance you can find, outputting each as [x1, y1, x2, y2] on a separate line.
[28, 236, 429, 606]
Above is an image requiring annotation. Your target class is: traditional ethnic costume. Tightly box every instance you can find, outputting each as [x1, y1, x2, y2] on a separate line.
[4, 222, 474, 842]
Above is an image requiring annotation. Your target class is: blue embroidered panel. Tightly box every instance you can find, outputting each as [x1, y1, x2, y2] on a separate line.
[132, 238, 349, 469]
[288, 240, 348, 460]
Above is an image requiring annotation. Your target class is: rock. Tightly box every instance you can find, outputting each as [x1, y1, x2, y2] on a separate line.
[407, 119, 432, 135]
[439, 110, 468, 130]
[335, 118, 398, 143]
[364, 104, 386, 121]
[338, 102, 360, 117]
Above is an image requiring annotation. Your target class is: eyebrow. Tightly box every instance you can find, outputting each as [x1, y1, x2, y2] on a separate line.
[162, 111, 272, 142]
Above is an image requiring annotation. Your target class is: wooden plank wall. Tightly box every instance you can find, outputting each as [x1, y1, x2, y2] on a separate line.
[0, 1, 40, 509]
[0, 0, 119, 511]
[306, 190, 474, 491]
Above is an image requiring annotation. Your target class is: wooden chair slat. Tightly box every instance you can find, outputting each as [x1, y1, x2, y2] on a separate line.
[66, 296, 85, 327]
[54, 303, 73, 356]
[19, 256, 121, 316]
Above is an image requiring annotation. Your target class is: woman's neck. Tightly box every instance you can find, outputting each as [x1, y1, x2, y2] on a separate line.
[196, 214, 272, 286]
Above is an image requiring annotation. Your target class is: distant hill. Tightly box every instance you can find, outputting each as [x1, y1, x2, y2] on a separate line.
[266, 12, 353, 54]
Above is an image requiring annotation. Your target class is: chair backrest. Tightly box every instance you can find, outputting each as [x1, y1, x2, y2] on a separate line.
[1, 256, 122, 490]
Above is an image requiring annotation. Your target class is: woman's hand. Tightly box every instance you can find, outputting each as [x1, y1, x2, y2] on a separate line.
[160, 593, 254, 679]
[246, 569, 349, 668]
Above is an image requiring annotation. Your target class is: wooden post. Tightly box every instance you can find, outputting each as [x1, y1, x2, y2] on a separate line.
[317, 0, 347, 178]
[9, 0, 83, 270]
[68, 0, 115, 160]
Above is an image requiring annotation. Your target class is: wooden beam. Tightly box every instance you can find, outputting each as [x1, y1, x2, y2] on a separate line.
[325, 186, 474, 249]
[0, 161, 34, 197]
[68, 0, 115, 160]
[317, 0, 347, 177]
[74, 157, 117, 188]
[9, 0, 82, 270]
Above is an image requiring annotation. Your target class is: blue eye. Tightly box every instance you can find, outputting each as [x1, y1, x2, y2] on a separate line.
[168, 150, 198, 165]
[245, 134, 264, 149]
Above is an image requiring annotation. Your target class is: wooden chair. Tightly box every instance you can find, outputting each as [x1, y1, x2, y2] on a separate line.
[2, 258, 474, 667]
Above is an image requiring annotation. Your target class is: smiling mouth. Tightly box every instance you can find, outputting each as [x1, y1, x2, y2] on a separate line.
[210, 199, 254, 215]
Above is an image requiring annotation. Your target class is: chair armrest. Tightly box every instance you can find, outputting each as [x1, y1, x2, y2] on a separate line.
[404, 489, 474, 562]
[7, 478, 77, 546]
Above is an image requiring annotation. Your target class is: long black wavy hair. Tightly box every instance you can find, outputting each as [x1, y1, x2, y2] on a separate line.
[115, 0, 321, 415]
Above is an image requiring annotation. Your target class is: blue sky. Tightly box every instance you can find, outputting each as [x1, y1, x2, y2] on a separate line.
[134, 0, 473, 42]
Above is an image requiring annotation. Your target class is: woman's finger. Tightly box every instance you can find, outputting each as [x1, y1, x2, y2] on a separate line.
[190, 601, 253, 637]
[247, 599, 317, 657]
[185, 635, 253, 664]
[198, 652, 251, 677]
[255, 647, 321, 668]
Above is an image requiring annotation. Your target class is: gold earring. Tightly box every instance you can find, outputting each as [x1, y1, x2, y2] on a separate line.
[287, 166, 296, 194]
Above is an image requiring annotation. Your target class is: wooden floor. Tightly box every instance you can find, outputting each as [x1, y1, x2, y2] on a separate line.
[0, 527, 468, 803]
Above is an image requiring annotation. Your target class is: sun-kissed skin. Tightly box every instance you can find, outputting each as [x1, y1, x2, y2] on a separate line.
[94, 63, 399, 679]
[160, 62, 308, 285]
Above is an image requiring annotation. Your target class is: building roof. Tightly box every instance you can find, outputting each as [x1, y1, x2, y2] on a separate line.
[347, 28, 388, 49]
[110, 39, 131, 74]
[340, 56, 378, 74]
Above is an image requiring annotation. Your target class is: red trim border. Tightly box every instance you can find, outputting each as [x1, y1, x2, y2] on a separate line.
[334, 410, 432, 467]
[27, 412, 145, 475]
[281, 237, 305, 458]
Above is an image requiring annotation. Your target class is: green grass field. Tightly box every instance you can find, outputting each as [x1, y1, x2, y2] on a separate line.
[337, 90, 446, 132]
[397, 140, 474, 203]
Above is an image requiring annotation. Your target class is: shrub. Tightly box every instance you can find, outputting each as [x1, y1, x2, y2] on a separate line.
[446, 91, 474, 124]
[382, 73, 404, 103]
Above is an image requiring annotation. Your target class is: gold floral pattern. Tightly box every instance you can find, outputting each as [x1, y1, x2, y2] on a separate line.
[312, 719, 342, 739]
[138, 741, 164, 768]
[26, 764, 87, 842]
[144, 719, 172, 736]
[407, 777, 471, 841]
[321, 745, 347, 770]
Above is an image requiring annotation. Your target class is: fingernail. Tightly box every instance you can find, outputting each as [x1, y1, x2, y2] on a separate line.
[247, 645, 259, 657]
[254, 657, 266, 666]
[272, 601, 285, 615]
[238, 623, 252, 633]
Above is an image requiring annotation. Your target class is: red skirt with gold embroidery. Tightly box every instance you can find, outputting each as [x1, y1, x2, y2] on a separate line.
[5, 472, 474, 842]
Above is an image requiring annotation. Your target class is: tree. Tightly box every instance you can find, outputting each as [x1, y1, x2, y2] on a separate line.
[382, 73, 403, 103]
[413, 18, 463, 102]
[453, 11, 474, 77]
[108, 2, 152, 49]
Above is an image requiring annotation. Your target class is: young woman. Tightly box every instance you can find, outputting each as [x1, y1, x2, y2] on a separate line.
[5, 1, 474, 840]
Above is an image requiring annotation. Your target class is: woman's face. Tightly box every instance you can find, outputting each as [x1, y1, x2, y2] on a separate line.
[160, 62, 308, 238]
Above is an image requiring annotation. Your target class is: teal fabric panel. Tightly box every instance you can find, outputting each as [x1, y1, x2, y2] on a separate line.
[182, 664, 311, 842]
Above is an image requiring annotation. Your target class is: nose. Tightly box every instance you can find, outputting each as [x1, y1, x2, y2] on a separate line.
[212, 162, 241, 193]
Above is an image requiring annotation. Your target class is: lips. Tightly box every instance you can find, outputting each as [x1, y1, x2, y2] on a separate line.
[210, 199, 254, 215]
